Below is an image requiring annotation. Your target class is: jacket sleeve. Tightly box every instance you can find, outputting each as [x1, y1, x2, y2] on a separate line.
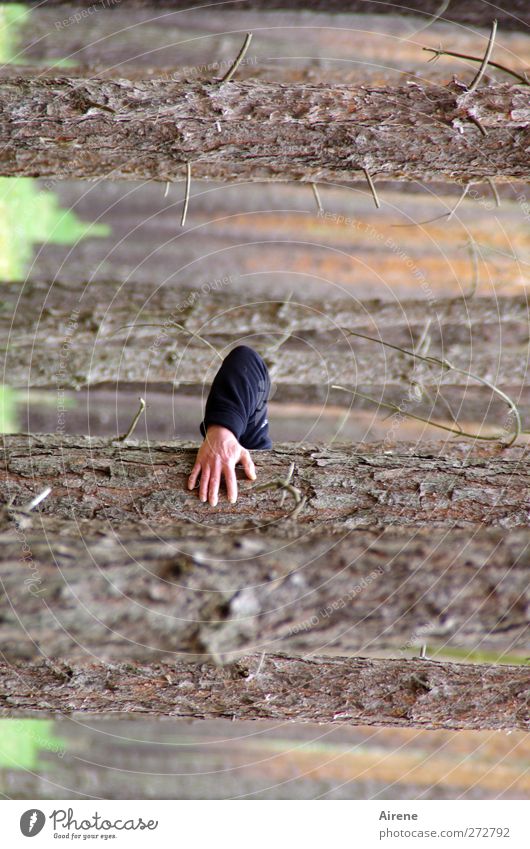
[199, 346, 270, 442]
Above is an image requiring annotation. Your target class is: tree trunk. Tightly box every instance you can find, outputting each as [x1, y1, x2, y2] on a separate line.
[0, 78, 527, 183]
[2, 433, 530, 530]
[1, 656, 528, 731]
[4, 283, 530, 339]
[3, 284, 529, 422]
[15, 1, 530, 32]
[1, 435, 529, 662]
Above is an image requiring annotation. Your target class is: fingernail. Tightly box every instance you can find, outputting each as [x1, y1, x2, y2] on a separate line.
[200, 495, 206, 502]
[229, 496, 237, 504]
[212, 499, 218, 507]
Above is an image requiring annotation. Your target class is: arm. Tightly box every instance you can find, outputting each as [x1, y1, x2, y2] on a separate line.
[188, 346, 271, 506]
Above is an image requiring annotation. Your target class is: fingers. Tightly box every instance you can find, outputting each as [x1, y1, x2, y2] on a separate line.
[223, 463, 238, 504]
[208, 458, 222, 506]
[199, 465, 210, 503]
[188, 460, 201, 490]
[193, 449, 255, 506]
[241, 449, 256, 481]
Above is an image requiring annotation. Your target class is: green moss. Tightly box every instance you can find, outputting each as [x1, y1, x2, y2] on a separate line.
[0, 384, 18, 432]
[0, 177, 110, 280]
[429, 646, 529, 666]
[0, 3, 76, 68]
[0, 4, 29, 64]
[0, 719, 66, 770]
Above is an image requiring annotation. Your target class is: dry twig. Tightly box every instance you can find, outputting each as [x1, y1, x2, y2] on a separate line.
[219, 32, 253, 84]
[311, 182, 323, 214]
[180, 161, 191, 227]
[468, 20, 498, 93]
[423, 40, 528, 85]
[117, 398, 146, 442]
[362, 168, 381, 209]
[333, 328, 522, 446]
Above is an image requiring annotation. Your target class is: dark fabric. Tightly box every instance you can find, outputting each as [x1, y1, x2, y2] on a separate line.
[199, 345, 272, 449]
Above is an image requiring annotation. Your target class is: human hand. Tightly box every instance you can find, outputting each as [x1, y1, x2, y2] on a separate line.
[187, 424, 256, 506]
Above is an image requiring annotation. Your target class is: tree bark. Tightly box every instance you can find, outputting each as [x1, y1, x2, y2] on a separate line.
[1, 436, 529, 662]
[1, 656, 528, 731]
[3, 284, 529, 422]
[0, 78, 528, 183]
[2, 434, 530, 531]
[8, 282, 530, 340]
[15, 1, 530, 33]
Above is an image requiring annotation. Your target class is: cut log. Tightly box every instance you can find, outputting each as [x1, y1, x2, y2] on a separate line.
[15, 1, 530, 33]
[2, 519, 530, 660]
[0, 78, 527, 182]
[1, 656, 528, 731]
[2, 434, 530, 531]
[2, 285, 529, 425]
[4, 282, 529, 341]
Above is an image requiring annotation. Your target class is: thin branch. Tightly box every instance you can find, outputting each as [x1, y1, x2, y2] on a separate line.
[311, 182, 323, 214]
[218, 32, 253, 84]
[23, 488, 52, 512]
[447, 183, 471, 220]
[464, 237, 480, 299]
[110, 320, 224, 362]
[486, 177, 501, 208]
[117, 398, 146, 442]
[171, 321, 224, 362]
[332, 384, 499, 442]
[268, 327, 292, 355]
[279, 461, 295, 507]
[180, 161, 191, 227]
[391, 212, 452, 228]
[468, 115, 488, 136]
[252, 463, 304, 515]
[415, 317, 433, 358]
[336, 328, 522, 446]
[362, 168, 381, 209]
[288, 494, 307, 521]
[266, 293, 294, 356]
[400, 0, 450, 41]
[468, 19, 498, 93]
[407, 383, 463, 430]
[422, 41, 528, 86]
[392, 183, 472, 227]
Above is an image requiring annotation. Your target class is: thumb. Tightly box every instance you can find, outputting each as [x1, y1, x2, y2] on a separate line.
[240, 448, 256, 481]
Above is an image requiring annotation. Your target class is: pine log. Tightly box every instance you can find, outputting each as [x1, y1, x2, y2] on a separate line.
[14, 1, 530, 33]
[2, 434, 530, 531]
[0, 78, 528, 183]
[2, 285, 529, 423]
[1, 656, 528, 731]
[1, 434, 529, 663]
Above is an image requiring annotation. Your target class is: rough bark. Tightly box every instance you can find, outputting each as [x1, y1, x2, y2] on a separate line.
[2, 519, 530, 660]
[1, 657, 528, 731]
[7, 283, 529, 339]
[3, 284, 530, 422]
[2, 434, 530, 531]
[15, 1, 530, 32]
[0, 78, 528, 183]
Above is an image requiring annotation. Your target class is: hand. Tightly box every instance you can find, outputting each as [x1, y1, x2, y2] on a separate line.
[187, 425, 256, 506]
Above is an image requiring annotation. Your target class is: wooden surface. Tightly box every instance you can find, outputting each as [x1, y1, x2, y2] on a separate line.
[0, 78, 527, 183]
[2, 656, 528, 731]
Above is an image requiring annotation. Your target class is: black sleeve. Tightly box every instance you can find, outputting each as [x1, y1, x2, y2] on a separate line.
[199, 345, 272, 449]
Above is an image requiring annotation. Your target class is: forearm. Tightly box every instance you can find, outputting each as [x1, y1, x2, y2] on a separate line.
[200, 346, 271, 449]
